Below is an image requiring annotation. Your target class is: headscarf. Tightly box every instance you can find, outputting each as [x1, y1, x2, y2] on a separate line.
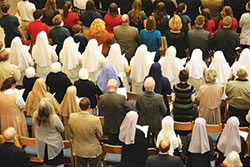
[217, 116, 241, 156]
[24, 78, 60, 116]
[60, 86, 79, 117]
[223, 151, 242, 167]
[209, 51, 231, 84]
[160, 46, 180, 82]
[32, 31, 55, 67]
[78, 68, 89, 80]
[148, 62, 164, 93]
[188, 49, 205, 79]
[82, 39, 103, 72]
[130, 45, 154, 83]
[50, 62, 62, 73]
[106, 43, 124, 75]
[232, 48, 250, 80]
[96, 63, 120, 93]
[188, 118, 210, 154]
[156, 116, 182, 155]
[59, 37, 81, 70]
[25, 67, 36, 78]
[9, 37, 32, 71]
[119, 111, 138, 145]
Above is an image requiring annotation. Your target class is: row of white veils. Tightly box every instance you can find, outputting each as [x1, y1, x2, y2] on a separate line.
[7, 31, 250, 85]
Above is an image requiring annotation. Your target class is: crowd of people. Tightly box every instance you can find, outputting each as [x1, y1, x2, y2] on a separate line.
[1, 0, 250, 166]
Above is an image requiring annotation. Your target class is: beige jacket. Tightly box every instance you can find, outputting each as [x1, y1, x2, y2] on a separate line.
[69, 112, 103, 158]
[226, 79, 250, 110]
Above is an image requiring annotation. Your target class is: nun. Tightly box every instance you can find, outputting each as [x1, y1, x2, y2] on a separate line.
[183, 117, 215, 167]
[130, 45, 154, 93]
[60, 37, 82, 83]
[9, 36, 34, 85]
[81, 39, 105, 83]
[32, 31, 58, 79]
[46, 62, 72, 103]
[74, 68, 99, 115]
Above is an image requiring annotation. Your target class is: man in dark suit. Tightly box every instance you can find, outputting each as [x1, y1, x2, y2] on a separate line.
[99, 79, 132, 145]
[213, 16, 240, 66]
[145, 139, 184, 167]
[0, 127, 30, 167]
[136, 77, 167, 140]
[188, 15, 211, 63]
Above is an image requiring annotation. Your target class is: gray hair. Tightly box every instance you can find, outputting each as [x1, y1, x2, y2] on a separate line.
[107, 79, 118, 88]
[236, 66, 248, 80]
[3, 127, 16, 141]
[205, 69, 217, 83]
[144, 77, 155, 91]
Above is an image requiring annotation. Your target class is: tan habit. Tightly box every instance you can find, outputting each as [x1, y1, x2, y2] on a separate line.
[24, 78, 60, 116]
[60, 86, 80, 139]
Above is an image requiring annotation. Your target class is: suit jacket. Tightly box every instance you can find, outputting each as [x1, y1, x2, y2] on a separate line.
[145, 154, 184, 167]
[136, 91, 167, 134]
[69, 112, 103, 158]
[114, 24, 140, 61]
[188, 27, 211, 60]
[0, 142, 30, 167]
[100, 91, 132, 134]
[213, 28, 240, 65]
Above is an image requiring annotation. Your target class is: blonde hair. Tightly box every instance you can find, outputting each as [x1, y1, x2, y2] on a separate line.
[89, 18, 106, 37]
[205, 69, 217, 83]
[223, 151, 242, 167]
[169, 15, 182, 31]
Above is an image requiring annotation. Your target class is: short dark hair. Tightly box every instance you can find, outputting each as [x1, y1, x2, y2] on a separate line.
[247, 1, 250, 10]
[79, 97, 90, 110]
[1, 77, 16, 91]
[159, 139, 170, 153]
[1, 3, 10, 13]
[179, 69, 189, 82]
[52, 14, 62, 25]
[146, 16, 156, 32]
[33, 10, 43, 20]
[195, 15, 205, 26]
[72, 24, 82, 34]
[177, 3, 186, 14]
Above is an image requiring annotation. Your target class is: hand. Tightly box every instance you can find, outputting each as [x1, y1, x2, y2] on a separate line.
[17, 66, 22, 71]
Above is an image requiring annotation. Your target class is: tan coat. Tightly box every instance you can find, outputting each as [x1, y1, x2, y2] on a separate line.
[197, 83, 224, 124]
[69, 112, 103, 158]
[0, 92, 28, 136]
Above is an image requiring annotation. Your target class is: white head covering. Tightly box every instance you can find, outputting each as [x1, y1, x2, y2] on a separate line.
[50, 62, 62, 73]
[209, 51, 231, 84]
[156, 116, 182, 155]
[79, 68, 89, 80]
[59, 37, 81, 70]
[25, 67, 36, 78]
[188, 118, 210, 154]
[232, 48, 250, 80]
[223, 151, 242, 167]
[188, 49, 205, 79]
[119, 111, 138, 145]
[130, 45, 154, 83]
[82, 39, 103, 73]
[217, 116, 241, 156]
[9, 36, 32, 71]
[160, 46, 180, 82]
[106, 43, 124, 75]
[32, 31, 55, 67]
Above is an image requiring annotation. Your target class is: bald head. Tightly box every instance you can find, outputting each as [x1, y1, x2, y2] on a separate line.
[159, 139, 170, 153]
[107, 79, 118, 91]
[121, 14, 129, 24]
[3, 127, 16, 142]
